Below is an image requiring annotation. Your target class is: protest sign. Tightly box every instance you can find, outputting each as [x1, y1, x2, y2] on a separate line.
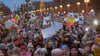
[42, 27, 56, 39]
[94, 48, 100, 56]
[96, 35, 100, 44]
[66, 16, 75, 27]
[5, 20, 13, 29]
[43, 16, 51, 25]
[53, 22, 63, 31]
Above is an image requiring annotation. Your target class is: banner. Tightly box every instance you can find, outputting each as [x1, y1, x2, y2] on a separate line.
[68, 13, 79, 22]
[5, 20, 13, 28]
[42, 27, 56, 39]
[96, 35, 100, 44]
[94, 48, 100, 56]
[66, 16, 75, 27]
[54, 22, 63, 31]
[43, 16, 51, 25]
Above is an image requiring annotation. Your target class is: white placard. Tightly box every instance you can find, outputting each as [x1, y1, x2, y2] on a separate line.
[5, 20, 12, 28]
[43, 16, 51, 25]
[42, 27, 56, 39]
[54, 22, 63, 31]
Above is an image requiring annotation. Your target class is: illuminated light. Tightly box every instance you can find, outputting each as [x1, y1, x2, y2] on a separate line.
[50, 7, 53, 9]
[47, 8, 49, 10]
[55, 6, 58, 9]
[93, 20, 98, 25]
[77, 2, 80, 5]
[67, 4, 70, 7]
[91, 9, 94, 12]
[58, 12, 60, 14]
[60, 5, 63, 8]
[82, 10, 85, 13]
[85, 27, 89, 31]
[84, 0, 89, 2]
[64, 11, 66, 14]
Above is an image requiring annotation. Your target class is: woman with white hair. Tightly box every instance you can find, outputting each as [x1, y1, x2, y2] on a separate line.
[51, 49, 62, 56]
[34, 48, 47, 56]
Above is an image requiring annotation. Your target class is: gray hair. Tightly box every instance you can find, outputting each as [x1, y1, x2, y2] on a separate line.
[13, 47, 20, 52]
[34, 48, 47, 56]
[51, 49, 62, 56]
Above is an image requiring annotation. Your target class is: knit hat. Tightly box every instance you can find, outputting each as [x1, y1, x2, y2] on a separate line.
[20, 45, 27, 51]
[62, 45, 68, 50]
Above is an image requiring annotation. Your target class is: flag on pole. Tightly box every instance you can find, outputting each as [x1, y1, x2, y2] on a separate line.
[14, 17, 17, 23]
[40, 0, 45, 14]
[16, 15, 19, 21]
[10, 13, 11, 20]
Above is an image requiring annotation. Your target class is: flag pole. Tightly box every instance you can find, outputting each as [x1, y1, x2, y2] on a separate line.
[40, 0, 45, 28]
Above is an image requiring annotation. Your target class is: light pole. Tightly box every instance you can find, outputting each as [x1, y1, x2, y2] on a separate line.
[25, 0, 30, 18]
[55, 6, 58, 10]
[67, 4, 70, 13]
[55, 6, 58, 13]
[60, 5, 63, 13]
[76, 2, 80, 13]
[84, 0, 89, 13]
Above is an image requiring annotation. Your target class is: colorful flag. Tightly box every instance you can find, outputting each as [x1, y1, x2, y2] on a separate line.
[96, 35, 100, 44]
[43, 16, 51, 25]
[14, 17, 17, 23]
[16, 16, 19, 21]
[10, 13, 11, 20]
[40, 0, 45, 14]
[94, 48, 100, 56]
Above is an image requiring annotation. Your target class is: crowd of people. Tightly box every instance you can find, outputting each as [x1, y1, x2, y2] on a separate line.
[0, 12, 99, 56]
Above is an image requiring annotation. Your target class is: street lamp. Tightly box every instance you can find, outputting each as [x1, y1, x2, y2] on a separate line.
[58, 12, 60, 14]
[91, 9, 94, 12]
[47, 8, 49, 11]
[76, 2, 80, 13]
[64, 11, 66, 14]
[84, 0, 89, 13]
[60, 5, 63, 8]
[67, 4, 71, 12]
[25, 0, 30, 17]
[82, 10, 85, 13]
[55, 6, 58, 10]
[50, 7, 53, 9]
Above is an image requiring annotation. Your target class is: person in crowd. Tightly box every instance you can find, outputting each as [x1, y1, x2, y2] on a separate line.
[27, 41, 35, 56]
[12, 47, 20, 56]
[45, 39, 53, 56]
[34, 48, 47, 56]
[63, 35, 72, 47]
[20, 45, 28, 56]
[70, 46, 82, 56]
[62, 45, 69, 56]
[51, 49, 62, 56]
